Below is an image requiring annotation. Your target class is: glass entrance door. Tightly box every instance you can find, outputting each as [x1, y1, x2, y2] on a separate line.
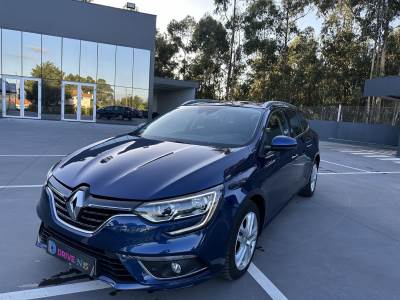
[61, 81, 96, 122]
[1, 76, 41, 119]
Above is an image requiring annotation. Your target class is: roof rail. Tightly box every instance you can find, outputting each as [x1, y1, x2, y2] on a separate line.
[181, 99, 219, 106]
[262, 101, 296, 109]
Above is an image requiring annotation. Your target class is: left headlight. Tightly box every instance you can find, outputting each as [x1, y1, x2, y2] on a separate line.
[134, 185, 223, 235]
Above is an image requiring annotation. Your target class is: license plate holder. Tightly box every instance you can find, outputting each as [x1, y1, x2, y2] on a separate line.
[47, 238, 97, 276]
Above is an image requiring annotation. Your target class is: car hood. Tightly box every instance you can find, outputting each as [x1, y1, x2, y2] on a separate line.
[52, 135, 250, 200]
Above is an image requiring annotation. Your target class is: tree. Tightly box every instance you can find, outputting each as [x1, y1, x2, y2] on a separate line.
[277, 0, 312, 51]
[167, 16, 197, 79]
[287, 27, 323, 106]
[154, 31, 179, 78]
[386, 28, 400, 76]
[348, 0, 400, 77]
[214, 0, 246, 100]
[189, 15, 229, 99]
[315, 0, 400, 121]
[243, 0, 280, 100]
[318, 1, 370, 107]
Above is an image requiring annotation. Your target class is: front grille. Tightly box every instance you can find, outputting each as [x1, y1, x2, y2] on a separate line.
[49, 185, 129, 232]
[39, 224, 135, 283]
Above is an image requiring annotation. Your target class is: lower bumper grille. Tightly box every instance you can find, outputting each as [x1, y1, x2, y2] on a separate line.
[39, 224, 135, 283]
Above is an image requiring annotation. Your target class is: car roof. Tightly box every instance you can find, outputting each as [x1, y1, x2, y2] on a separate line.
[181, 99, 297, 110]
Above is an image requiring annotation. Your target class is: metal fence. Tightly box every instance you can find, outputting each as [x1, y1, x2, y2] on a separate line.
[301, 105, 400, 126]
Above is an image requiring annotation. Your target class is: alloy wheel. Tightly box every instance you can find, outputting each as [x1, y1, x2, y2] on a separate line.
[235, 211, 258, 271]
[310, 164, 318, 192]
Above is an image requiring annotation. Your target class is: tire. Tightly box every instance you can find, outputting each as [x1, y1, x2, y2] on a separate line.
[222, 201, 260, 280]
[299, 162, 318, 197]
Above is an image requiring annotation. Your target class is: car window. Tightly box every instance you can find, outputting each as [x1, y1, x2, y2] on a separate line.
[286, 109, 303, 137]
[263, 110, 290, 146]
[298, 112, 309, 131]
[138, 105, 262, 148]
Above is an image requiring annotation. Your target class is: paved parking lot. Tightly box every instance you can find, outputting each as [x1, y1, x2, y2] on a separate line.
[0, 118, 399, 300]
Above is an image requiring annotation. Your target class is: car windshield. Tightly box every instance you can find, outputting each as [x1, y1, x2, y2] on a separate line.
[137, 105, 262, 147]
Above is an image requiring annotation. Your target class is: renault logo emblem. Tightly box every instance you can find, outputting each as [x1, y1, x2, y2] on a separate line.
[67, 189, 87, 221]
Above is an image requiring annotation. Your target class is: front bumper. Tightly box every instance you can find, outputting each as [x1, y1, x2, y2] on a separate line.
[36, 185, 239, 290]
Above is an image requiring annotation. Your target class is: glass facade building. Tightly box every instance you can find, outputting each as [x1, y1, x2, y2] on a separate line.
[0, 28, 151, 123]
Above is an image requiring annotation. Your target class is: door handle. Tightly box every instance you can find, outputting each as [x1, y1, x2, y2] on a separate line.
[291, 154, 298, 160]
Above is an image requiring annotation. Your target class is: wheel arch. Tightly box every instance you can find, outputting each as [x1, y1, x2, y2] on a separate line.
[314, 152, 320, 167]
[249, 194, 266, 231]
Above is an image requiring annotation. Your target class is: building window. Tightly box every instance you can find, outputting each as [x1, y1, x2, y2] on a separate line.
[115, 46, 133, 87]
[1, 27, 151, 122]
[2, 29, 22, 76]
[0, 29, 1, 75]
[22, 32, 42, 78]
[80, 40, 97, 83]
[42, 80, 61, 119]
[62, 38, 80, 80]
[97, 43, 116, 86]
[42, 35, 62, 80]
[132, 88, 149, 110]
[133, 49, 150, 89]
[97, 84, 115, 110]
[115, 86, 132, 107]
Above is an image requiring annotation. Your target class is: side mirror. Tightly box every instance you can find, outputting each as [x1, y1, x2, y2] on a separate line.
[270, 135, 297, 151]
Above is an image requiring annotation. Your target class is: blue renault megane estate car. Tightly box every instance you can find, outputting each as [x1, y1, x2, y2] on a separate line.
[36, 100, 319, 290]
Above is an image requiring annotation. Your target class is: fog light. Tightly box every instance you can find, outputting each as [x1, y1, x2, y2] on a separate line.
[139, 256, 207, 279]
[171, 262, 182, 274]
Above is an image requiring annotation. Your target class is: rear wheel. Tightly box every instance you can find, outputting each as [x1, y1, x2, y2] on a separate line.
[299, 162, 318, 197]
[222, 201, 259, 280]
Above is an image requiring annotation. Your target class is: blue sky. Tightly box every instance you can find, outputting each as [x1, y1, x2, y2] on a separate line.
[94, 0, 323, 35]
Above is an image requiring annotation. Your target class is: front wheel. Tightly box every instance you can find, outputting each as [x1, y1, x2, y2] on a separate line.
[299, 162, 318, 197]
[222, 201, 259, 280]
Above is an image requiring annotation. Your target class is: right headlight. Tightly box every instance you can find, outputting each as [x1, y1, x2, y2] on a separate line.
[134, 185, 223, 235]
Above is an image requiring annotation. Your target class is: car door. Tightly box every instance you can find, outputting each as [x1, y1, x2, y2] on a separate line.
[285, 109, 309, 191]
[257, 109, 298, 215]
[298, 112, 315, 182]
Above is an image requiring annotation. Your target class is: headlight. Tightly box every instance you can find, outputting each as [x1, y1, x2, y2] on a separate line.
[134, 185, 223, 235]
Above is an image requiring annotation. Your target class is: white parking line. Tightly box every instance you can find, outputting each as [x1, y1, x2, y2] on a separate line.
[338, 149, 372, 153]
[364, 155, 391, 158]
[319, 171, 400, 175]
[248, 263, 288, 300]
[0, 185, 42, 189]
[379, 158, 400, 161]
[0, 265, 285, 300]
[0, 155, 65, 157]
[340, 150, 395, 155]
[321, 160, 369, 172]
[349, 152, 378, 155]
[0, 280, 110, 300]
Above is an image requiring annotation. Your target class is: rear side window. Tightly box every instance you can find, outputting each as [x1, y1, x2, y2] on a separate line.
[298, 112, 309, 132]
[286, 110, 303, 137]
